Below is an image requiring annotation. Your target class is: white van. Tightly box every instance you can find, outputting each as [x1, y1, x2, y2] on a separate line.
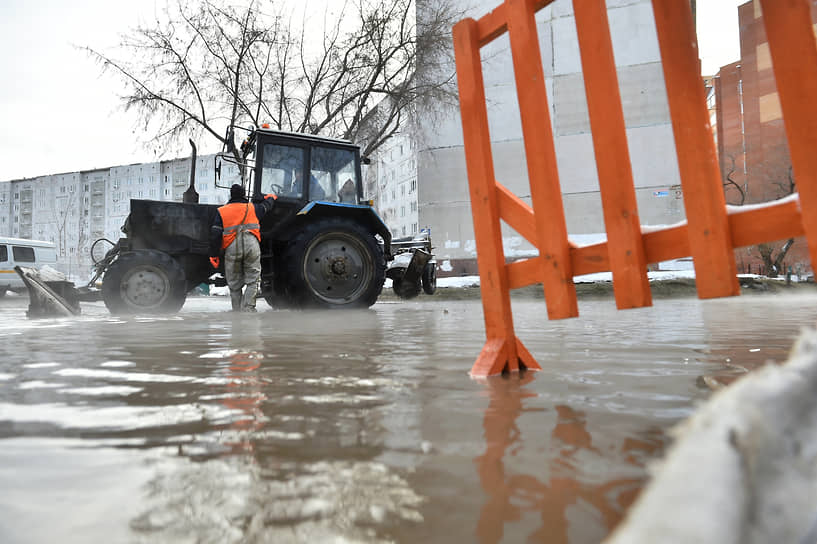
[0, 237, 58, 296]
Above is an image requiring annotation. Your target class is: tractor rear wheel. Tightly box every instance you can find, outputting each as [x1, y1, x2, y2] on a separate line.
[283, 218, 385, 308]
[101, 250, 187, 314]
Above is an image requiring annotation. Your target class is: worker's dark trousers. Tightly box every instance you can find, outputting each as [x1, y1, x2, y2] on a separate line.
[224, 231, 261, 312]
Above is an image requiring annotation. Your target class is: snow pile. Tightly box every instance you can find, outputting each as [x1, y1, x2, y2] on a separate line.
[605, 326, 817, 544]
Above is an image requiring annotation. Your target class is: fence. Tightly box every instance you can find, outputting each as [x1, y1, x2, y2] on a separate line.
[453, 0, 816, 377]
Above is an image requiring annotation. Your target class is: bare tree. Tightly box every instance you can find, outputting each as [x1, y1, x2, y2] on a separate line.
[723, 154, 745, 206]
[84, 0, 460, 168]
[756, 165, 796, 277]
[84, 0, 278, 177]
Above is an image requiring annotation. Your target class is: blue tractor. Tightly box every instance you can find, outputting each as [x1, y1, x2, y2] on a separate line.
[93, 127, 398, 314]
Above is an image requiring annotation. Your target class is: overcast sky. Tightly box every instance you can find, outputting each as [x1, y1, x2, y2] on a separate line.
[0, 0, 746, 182]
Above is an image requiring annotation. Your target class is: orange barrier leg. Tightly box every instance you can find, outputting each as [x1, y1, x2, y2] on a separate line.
[651, 0, 739, 299]
[453, 18, 541, 377]
[760, 0, 817, 270]
[506, 0, 578, 320]
[573, 0, 651, 310]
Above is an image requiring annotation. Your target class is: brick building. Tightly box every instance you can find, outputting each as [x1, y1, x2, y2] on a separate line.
[713, 0, 815, 275]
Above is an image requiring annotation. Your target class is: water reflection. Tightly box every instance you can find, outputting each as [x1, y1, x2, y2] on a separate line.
[476, 373, 662, 543]
[217, 350, 267, 456]
[2, 294, 817, 543]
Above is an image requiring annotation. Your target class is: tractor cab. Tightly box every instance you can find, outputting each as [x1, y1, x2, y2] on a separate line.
[217, 127, 365, 205]
[213, 127, 395, 308]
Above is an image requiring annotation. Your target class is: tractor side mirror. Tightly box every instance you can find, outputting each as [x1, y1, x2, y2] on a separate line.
[214, 158, 222, 181]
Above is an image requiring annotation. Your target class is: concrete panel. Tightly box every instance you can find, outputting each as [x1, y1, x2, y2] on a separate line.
[418, 146, 470, 206]
[553, 0, 651, 19]
[562, 191, 605, 234]
[607, 1, 661, 66]
[484, 69, 524, 142]
[554, 132, 599, 194]
[634, 185, 686, 227]
[552, 14, 581, 75]
[536, 13, 555, 78]
[625, 124, 681, 190]
[618, 62, 671, 127]
[553, 73, 590, 135]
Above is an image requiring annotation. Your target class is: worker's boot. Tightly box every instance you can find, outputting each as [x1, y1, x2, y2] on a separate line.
[242, 281, 258, 312]
[230, 290, 242, 312]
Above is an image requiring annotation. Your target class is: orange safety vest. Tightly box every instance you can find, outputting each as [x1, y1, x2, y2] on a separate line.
[218, 202, 261, 250]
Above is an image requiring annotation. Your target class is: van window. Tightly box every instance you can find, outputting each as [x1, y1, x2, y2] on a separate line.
[12, 246, 35, 263]
[0, 245, 7, 262]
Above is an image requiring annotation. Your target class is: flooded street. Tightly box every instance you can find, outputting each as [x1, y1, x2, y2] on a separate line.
[1, 292, 815, 543]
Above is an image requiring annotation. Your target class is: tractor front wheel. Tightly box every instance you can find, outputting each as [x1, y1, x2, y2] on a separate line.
[283, 218, 385, 308]
[101, 250, 187, 315]
[422, 262, 437, 295]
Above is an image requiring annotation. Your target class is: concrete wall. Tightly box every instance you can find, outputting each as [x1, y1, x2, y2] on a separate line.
[419, 0, 685, 272]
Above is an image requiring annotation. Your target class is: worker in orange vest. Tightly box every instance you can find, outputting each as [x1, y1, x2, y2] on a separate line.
[211, 184, 276, 312]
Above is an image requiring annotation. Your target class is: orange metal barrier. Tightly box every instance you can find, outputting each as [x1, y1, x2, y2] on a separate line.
[453, 0, 817, 377]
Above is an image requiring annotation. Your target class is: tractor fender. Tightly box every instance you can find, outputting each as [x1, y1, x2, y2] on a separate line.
[295, 201, 393, 259]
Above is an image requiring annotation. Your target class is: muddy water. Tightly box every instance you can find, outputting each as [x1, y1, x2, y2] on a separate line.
[0, 292, 815, 543]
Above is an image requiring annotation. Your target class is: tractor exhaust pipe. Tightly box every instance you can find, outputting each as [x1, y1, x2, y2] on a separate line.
[183, 139, 199, 203]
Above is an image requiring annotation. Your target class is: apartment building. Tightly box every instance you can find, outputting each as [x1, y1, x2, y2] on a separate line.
[366, 132, 421, 240]
[0, 155, 237, 279]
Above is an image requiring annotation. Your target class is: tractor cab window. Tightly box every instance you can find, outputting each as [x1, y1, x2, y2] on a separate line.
[310, 147, 358, 204]
[260, 144, 305, 199]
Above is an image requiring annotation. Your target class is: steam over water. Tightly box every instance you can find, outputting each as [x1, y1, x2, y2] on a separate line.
[1, 292, 815, 543]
